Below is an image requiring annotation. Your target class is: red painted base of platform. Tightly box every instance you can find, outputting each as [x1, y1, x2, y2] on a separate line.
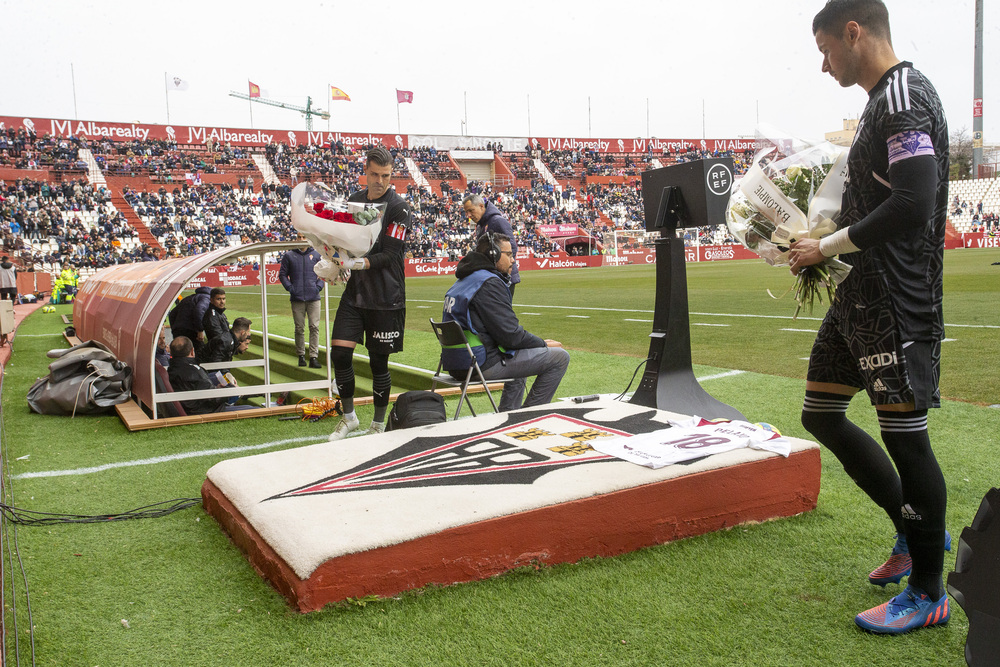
[202, 446, 820, 612]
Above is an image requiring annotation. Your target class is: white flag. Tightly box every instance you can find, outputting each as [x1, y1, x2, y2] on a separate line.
[168, 75, 189, 92]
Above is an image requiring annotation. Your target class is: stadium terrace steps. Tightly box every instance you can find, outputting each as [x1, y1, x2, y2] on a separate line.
[403, 156, 431, 192]
[109, 191, 160, 250]
[252, 153, 281, 186]
[229, 333, 438, 406]
[78, 148, 107, 187]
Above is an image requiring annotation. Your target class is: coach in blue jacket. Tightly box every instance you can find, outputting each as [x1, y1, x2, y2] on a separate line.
[279, 245, 324, 368]
[442, 232, 568, 411]
[464, 194, 521, 297]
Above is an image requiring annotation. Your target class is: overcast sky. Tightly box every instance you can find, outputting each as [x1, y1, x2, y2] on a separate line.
[1, 0, 995, 145]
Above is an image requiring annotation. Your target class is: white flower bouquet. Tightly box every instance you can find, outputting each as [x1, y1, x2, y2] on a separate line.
[290, 182, 385, 283]
[726, 135, 852, 317]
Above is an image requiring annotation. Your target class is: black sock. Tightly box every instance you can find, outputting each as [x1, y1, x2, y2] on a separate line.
[372, 371, 392, 423]
[370, 353, 391, 423]
[332, 345, 355, 415]
[801, 391, 904, 533]
[879, 410, 947, 601]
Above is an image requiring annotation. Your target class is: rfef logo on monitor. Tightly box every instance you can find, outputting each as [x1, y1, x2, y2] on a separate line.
[706, 163, 733, 197]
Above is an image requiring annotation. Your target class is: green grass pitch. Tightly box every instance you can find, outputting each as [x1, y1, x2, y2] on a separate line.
[1, 248, 997, 666]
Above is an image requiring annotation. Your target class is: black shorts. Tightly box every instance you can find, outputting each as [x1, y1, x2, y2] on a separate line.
[332, 300, 405, 355]
[807, 302, 940, 409]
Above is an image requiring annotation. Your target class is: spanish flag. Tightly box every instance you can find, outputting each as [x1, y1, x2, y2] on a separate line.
[331, 86, 351, 102]
[248, 81, 261, 98]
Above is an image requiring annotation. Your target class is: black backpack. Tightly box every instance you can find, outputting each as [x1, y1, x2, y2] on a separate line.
[387, 391, 446, 431]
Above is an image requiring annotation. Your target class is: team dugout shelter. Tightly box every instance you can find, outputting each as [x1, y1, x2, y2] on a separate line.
[73, 241, 334, 421]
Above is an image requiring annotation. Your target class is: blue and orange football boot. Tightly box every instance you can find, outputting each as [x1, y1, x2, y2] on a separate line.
[869, 531, 952, 587]
[855, 585, 950, 634]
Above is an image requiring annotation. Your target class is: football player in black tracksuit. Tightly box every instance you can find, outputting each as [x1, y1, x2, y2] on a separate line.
[328, 147, 412, 441]
[792, 0, 950, 635]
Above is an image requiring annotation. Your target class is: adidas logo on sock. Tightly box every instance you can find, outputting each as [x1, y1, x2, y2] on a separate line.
[873, 378, 888, 392]
[901, 503, 922, 521]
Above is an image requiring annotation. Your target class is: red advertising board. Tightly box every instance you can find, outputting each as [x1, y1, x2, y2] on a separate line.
[1, 114, 751, 155]
[404, 245, 761, 277]
[538, 224, 581, 236]
[961, 231, 1000, 249]
[533, 136, 755, 155]
[0, 115, 405, 150]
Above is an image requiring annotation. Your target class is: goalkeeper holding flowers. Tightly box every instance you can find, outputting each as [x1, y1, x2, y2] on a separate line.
[790, 0, 951, 635]
[327, 147, 412, 441]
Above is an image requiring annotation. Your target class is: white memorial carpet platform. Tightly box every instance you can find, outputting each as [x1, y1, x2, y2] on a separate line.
[202, 399, 820, 612]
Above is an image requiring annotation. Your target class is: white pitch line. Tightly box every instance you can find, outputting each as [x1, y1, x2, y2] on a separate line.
[408, 300, 997, 330]
[623, 319, 653, 323]
[780, 328, 819, 333]
[12, 436, 322, 480]
[697, 370, 746, 382]
[566, 315, 590, 319]
[692, 323, 730, 327]
[946, 324, 1000, 329]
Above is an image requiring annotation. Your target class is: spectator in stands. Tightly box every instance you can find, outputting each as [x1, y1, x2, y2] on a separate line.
[167, 336, 254, 414]
[463, 193, 521, 297]
[442, 233, 568, 411]
[279, 244, 324, 368]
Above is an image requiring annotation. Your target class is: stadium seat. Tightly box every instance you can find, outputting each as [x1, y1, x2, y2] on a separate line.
[429, 318, 510, 420]
[153, 361, 187, 418]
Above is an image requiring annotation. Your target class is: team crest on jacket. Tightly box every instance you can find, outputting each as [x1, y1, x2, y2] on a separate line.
[266, 409, 657, 500]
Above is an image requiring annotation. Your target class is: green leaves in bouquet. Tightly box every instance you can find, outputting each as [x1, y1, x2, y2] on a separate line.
[771, 164, 834, 216]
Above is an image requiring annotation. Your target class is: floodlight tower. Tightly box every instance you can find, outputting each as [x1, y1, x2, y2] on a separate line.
[972, 0, 984, 176]
[227, 92, 330, 130]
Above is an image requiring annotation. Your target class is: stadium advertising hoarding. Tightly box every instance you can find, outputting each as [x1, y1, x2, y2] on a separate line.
[401, 245, 760, 277]
[0, 115, 404, 150]
[538, 224, 581, 236]
[536, 137, 756, 155]
[0, 114, 750, 155]
[961, 231, 999, 248]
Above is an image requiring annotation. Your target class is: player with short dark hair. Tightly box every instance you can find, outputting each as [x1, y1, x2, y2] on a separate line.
[328, 147, 412, 440]
[791, 0, 951, 635]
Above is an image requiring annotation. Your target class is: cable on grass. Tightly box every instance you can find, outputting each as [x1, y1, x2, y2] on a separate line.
[0, 498, 202, 527]
[614, 357, 654, 401]
[296, 396, 343, 422]
[2, 368, 38, 667]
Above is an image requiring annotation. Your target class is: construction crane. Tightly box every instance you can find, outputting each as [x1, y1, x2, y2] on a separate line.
[228, 92, 330, 130]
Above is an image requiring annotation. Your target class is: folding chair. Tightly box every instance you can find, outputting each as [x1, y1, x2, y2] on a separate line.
[429, 319, 508, 420]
